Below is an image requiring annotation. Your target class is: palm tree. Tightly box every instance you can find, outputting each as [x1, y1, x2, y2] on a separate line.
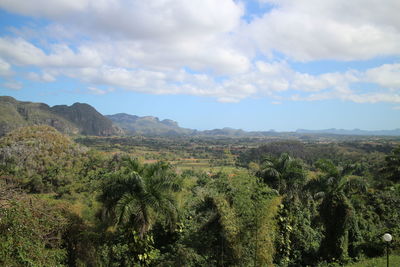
[99, 157, 181, 238]
[258, 153, 306, 196]
[307, 159, 366, 262]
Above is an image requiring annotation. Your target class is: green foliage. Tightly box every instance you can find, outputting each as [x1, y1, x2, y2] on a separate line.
[382, 146, 400, 182]
[1, 130, 399, 267]
[354, 185, 400, 257]
[61, 212, 100, 267]
[153, 243, 208, 266]
[309, 160, 367, 263]
[274, 197, 322, 267]
[0, 183, 68, 267]
[238, 140, 389, 169]
[0, 125, 87, 193]
[257, 153, 306, 195]
[319, 192, 353, 261]
[165, 171, 280, 266]
[99, 228, 159, 267]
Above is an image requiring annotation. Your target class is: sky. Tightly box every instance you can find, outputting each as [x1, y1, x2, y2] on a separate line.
[0, 0, 399, 131]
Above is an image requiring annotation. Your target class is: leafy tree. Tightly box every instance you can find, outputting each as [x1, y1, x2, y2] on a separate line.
[258, 154, 322, 266]
[98, 228, 160, 267]
[168, 171, 280, 266]
[274, 193, 323, 267]
[382, 146, 400, 182]
[0, 181, 69, 266]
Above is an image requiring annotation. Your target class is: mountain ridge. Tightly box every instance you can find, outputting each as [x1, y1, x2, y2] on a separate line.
[106, 113, 193, 136]
[296, 128, 400, 136]
[0, 96, 123, 136]
[1, 96, 399, 137]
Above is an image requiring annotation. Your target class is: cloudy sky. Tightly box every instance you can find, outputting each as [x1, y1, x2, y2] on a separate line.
[0, 0, 399, 131]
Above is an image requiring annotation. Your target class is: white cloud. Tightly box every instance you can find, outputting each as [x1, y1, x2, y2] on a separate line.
[2, 0, 399, 67]
[101, 38, 250, 74]
[0, 57, 13, 77]
[291, 90, 400, 104]
[0, 37, 102, 68]
[0, 37, 45, 65]
[87, 86, 114, 95]
[0, 0, 399, 104]
[0, 0, 248, 75]
[0, 0, 243, 42]
[26, 71, 56, 82]
[365, 63, 400, 90]
[1, 34, 399, 103]
[86, 0, 243, 41]
[49, 59, 400, 103]
[246, 0, 400, 61]
[341, 93, 400, 104]
[0, 0, 90, 18]
[2, 80, 23, 90]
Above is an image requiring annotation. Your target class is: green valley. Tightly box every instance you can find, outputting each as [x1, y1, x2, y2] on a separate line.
[1, 123, 399, 266]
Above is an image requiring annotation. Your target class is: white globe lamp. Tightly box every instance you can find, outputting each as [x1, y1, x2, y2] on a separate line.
[383, 233, 393, 267]
[383, 233, 392, 242]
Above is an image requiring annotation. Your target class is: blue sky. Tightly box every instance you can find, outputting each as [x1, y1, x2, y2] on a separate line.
[0, 0, 399, 131]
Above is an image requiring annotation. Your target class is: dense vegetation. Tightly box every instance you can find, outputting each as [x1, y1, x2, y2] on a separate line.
[1, 125, 399, 266]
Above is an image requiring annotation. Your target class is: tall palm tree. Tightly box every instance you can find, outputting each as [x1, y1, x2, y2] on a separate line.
[307, 159, 366, 262]
[99, 157, 181, 238]
[258, 153, 306, 196]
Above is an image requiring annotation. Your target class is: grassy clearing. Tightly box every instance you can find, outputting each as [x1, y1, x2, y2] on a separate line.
[345, 254, 400, 267]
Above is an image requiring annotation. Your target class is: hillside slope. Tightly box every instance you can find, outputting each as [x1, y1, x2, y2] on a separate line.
[52, 103, 123, 136]
[0, 96, 123, 136]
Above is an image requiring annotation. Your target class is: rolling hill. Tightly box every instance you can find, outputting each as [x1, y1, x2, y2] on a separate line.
[0, 96, 123, 136]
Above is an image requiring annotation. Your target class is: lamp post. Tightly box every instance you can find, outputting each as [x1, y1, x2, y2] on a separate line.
[382, 233, 392, 267]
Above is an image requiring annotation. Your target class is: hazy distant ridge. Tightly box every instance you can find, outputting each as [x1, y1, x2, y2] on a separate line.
[106, 114, 280, 137]
[106, 113, 193, 136]
[296, 128, 400, 136]
[2, 96, 399, 137]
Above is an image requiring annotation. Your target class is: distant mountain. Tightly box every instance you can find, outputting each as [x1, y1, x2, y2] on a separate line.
[0, 96, 123, 136]
[0, 96, 78, 136]
[106, 113, 193, 136]
[201, 127, 247, 136]
[2, 96, 399, 138]
[51, 103, 123, 136]
[198, 127, 280, 137]
[106, 114, 280, 137]
[296, 128, 400, 136]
